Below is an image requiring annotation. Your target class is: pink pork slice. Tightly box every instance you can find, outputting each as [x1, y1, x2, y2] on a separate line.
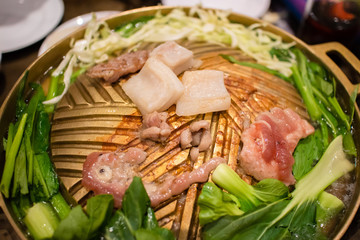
[240, 107, 314, 185]
[82, 146, 226, 207]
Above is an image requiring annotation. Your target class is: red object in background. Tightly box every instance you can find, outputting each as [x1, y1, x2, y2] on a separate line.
[331, 1, 355, 20]
[297, 0, 360, 56]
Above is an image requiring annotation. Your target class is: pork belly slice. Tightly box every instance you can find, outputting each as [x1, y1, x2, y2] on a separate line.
[140, 111, 172, 142]
[150, 41, 195, 75]
[176, 70, 231, 116]
[86, 50, 149, 83]
[122, 57, 184, 115]
[82, 147, 225, 207]
[240, 107, 314, 186]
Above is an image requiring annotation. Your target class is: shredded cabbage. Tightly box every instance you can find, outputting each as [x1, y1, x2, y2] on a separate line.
[44, 7, 296, 105]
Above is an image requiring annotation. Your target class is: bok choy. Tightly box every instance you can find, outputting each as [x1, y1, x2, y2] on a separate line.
[201, 136, 354, 239]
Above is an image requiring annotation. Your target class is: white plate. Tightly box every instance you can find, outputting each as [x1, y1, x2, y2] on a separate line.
[161, 0, 271, 19]
[38, 11, 121, 56]
[0, 0, 64, 53]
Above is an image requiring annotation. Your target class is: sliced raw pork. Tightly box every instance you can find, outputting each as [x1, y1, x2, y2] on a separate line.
[82, 147, 225, 207]
[176, 70, 231, 116]
[240, 107, 314, 185]
[82, 147, 147, 207]
[122, 57, 184, 115]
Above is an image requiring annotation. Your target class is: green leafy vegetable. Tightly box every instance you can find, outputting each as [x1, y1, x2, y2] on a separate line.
[70, 67, 87, 83]
[270, 47, 293, 62]
[15, 71, 28, 120]
[11, 194, 31, 220]
[31, 154, 51, 201]
[1, 68, 72, 240]
[349, 84, 359, 126]
[291, 58, 322, 120]
[0, 113, 28, 198]
[293, 129, 324, 180]
[87, 194, 114, 237]
[44, 74, 60, 113]
[343, 130, 357, 156]
[33, 153, 59, 200]
[53, 205, 90, 240]
[52, 178, 174, 240]
[32, 109, 50, 154]
[211, 164, 289, 212]
[53, 194, 114, 240]
[273, 200, 317, 239]
[266, 135, 352, 239]
[11, 138, 28, 197]
[202, 200, 290, 240]
[4, 123, 14, 164]
[308, 64, 333, 96]
[104, 177, 175, 240]
[122, 176, 150, 233]
[328, 96, 350, 130]
[105, 210, 135, 240]
[202, 136, 353, 239]
[24, 85, 45, 183]
[135, 228, 175, 240]
[198, 182, 243, 225]
[143, 207, 159, 230]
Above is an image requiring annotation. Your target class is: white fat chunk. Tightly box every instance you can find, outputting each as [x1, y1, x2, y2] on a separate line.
[176, 70, 231, 116]
[122, 57, 184, 115]
[150, 41, 194, 75]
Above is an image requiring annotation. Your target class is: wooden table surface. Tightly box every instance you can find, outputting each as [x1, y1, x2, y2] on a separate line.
[0, 0, 359, 239]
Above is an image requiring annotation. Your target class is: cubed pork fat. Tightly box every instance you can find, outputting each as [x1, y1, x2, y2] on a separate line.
[176, 70, 231, 116]
[122, 57, 184, 115]
[150, 41, 194, 75]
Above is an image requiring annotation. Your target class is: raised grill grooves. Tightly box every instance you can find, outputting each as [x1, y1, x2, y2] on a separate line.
[51, 42, 307, 239]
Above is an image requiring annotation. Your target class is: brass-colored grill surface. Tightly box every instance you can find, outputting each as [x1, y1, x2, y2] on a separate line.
[51, 42, 308, 239]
